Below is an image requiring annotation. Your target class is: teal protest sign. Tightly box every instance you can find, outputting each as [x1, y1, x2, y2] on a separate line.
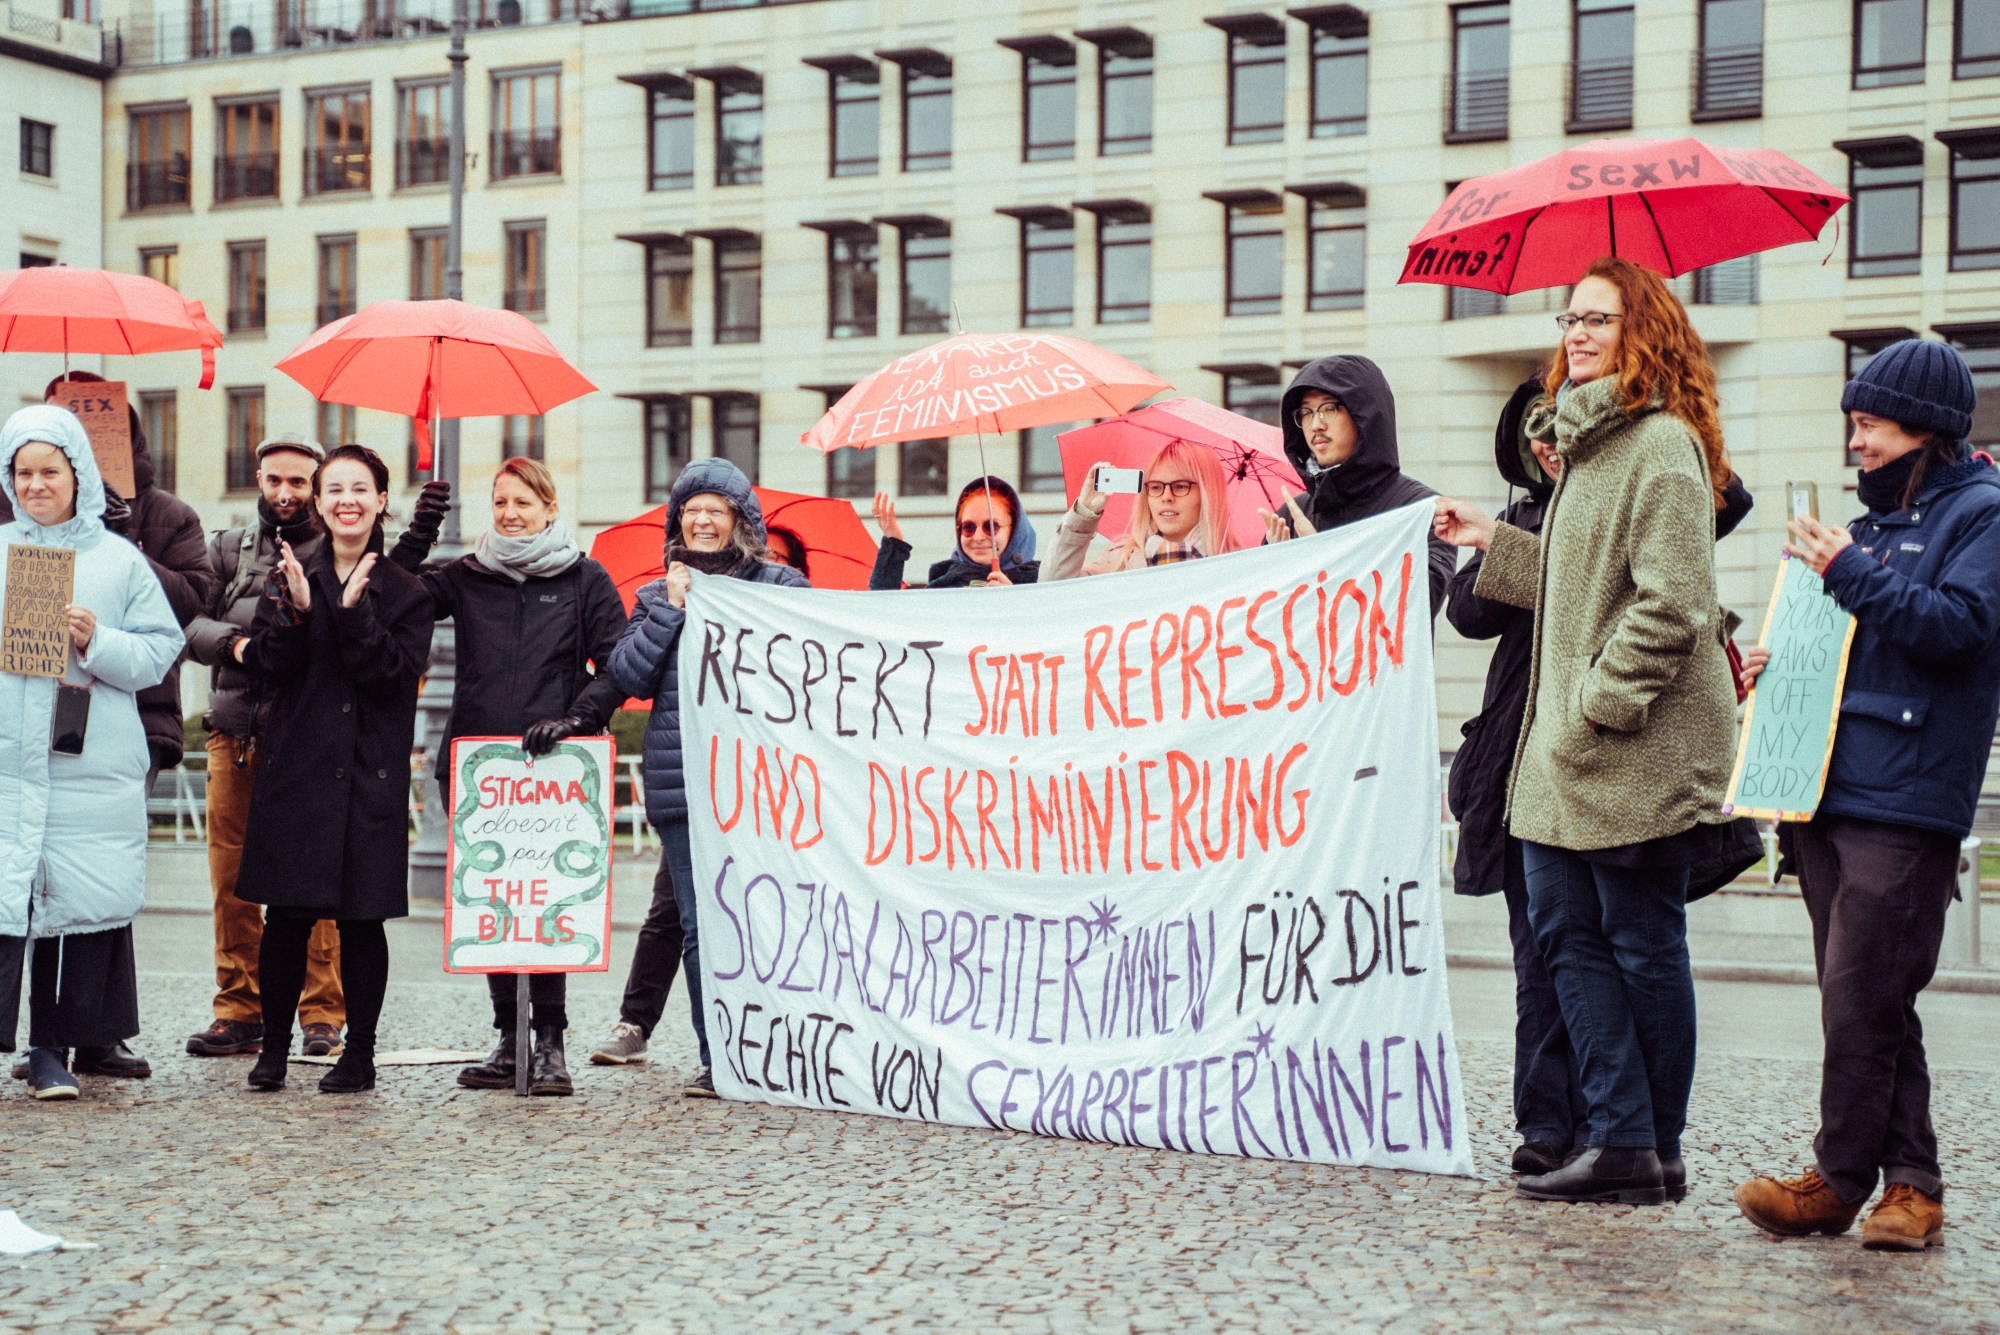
[1724, 555, 1857, 821]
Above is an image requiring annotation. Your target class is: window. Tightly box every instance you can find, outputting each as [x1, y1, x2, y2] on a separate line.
[127, 106, 190, 210]
[317, 402, 356, 447]
[827, 229, 879, 339]
[900, 56, 953, 172]
[644, 396, 691, 502]
[714, 236, 762, 343]
[827, 447, 874, 499]
[1220, 21, 1286, 145]
[1570, 0, 1635, 131]
[1836, 330, 1916, 462]
[19, 253, 53, 268]
[1020, 213, 1074, 327]
[1018, 423, 1071, 493]
[1840, 137, 1923, 277]
[646, 239, 693, 347]
[317, 234, 356, 325]
[898, 440, 949, 496]
[397, 79, 451, 188]
[713, 72, 763, 186]
[1308, 13, 1368, 137]
[305, 87, 370, 195]
[20, 119, 53, 178]
[1307, 191, 1365, 311]
[1222, 372, 1284, 428]
[502, 416, 544, 461]
[139, 391, 176, 492]
[1695, 0, 1764, 118]
[825, 62, 880, 177]
[227, 241, 266, 334]
[898, 223, 951, 334]
[1855, 0, 1927, 88]
[1090, 30, 1153, 155]
[226, 387, 265, 492]
[1013, 40, 1076, 162]
[493, 69, 559, 179]
[411, 227, 447, 299]
[1222, 197, 1284, 316]
[712, 395, 760, 484]
[140, 246, 178, 290]
[1960, 0, 2000, 77]
[1449, 3, 1511, 141]
[504, 220, 545, 315]
[215, 97, 279, 203]
[648, 79, 695, 190]
[1942, 130, 2000, 269]
[1095, 208, 1151, 324]
[1940, 326, 2000, 449]
[1690, 254, 1759, 303]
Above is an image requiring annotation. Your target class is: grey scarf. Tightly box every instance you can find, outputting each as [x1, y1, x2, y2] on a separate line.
[474, 518, 582, 583]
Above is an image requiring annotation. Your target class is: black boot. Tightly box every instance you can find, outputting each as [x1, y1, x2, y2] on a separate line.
[317, 1043, 376, 1094]
[247, 1046, 288, 1092]
[1661, 1155, 1689, 1203]
[457, 1036, 519, 1090]
[1518, 1146, 1665, 1205]
[529, 1025, 573, 1097]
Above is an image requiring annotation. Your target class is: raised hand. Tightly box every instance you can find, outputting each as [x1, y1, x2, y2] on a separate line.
[1785, 516, 1853, 575]
[665, 561, 692, 609]
[1079, 462, 1111, 516]
[1433, 497, 1496, 551]
[339, 552, 378, 609]
[871, 492, 905, 544]
[276, 540, 311, 610]
[1259, 497, 1317, 545]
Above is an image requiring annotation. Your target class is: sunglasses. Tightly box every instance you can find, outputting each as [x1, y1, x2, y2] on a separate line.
[958, 519, 1008, 539]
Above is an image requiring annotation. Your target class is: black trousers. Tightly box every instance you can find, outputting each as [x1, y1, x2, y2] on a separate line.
[2, 926, 141, 1051]
[260, 913, 390, 1052]
[1792, 813, 1959, 1204]
[617, 836, 687, 1039]
[488, 972, 566, 1031]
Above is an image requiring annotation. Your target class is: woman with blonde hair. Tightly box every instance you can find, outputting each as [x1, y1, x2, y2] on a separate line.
[1044, 437, 1237, 579]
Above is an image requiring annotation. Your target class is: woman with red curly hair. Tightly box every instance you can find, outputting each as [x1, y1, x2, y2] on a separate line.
[1435, 257, 1740, 1206]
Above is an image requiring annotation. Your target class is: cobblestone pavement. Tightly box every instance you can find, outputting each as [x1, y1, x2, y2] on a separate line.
[1, 913, 1995, 1334]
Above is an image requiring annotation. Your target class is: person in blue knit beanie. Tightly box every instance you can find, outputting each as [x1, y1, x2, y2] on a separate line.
[1735, 338, 2000, 1251]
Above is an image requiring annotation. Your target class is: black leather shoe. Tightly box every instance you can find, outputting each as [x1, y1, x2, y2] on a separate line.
[1511, 1139, 1567, 1176]
[457, 1037, 519, 1090]
[318, 1046, 376, 1094]
[1661, 1155, 1688, 1203]
[529, 1025, 573, 1097]
[73, 1043, 152, 1079]
[246, 1049, 288, 1091]
[1518, 1146, 1666, 1205]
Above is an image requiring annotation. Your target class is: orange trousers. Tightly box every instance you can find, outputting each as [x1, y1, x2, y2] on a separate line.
[206, 731, 344, 1027]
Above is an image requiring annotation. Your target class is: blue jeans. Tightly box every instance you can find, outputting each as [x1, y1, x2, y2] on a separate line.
[1521, 841, 1695, 1158]
[617, 818, 707, 1067]
[1503, 839, 1586, 1151]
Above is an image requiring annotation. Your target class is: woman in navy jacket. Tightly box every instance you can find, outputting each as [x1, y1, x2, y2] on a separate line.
[1735, 340, 2000, 1252]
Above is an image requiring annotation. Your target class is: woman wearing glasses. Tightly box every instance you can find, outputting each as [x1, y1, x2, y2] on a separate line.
[1434, 257, 1740, 1207]
[1043, 439, 1237, 579]
[868, 477, 1040, 589]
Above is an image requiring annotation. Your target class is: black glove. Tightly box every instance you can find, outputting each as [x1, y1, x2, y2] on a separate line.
[522, 714, 584, 757]
[101, 485, 132, 535]
[407, 479, 452, 544]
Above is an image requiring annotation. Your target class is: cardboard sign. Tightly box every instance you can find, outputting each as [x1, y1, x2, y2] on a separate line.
[443, 736, 616, 974]
[1, 544, 75, 678]
[48, 381, 135, 499]
[1725, 555, 1858, 820]
[683, 503, 1473, 1177]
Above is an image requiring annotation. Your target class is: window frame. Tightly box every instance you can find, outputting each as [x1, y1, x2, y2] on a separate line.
[1017, 41, 1078, 163]
[316, 233, 357, 326]
[900, 58, 954, 172]
[826, 227, 880, 339]
[127, 105, 191, 211]
[1306, 193, 1366, 311]
[713, 235, 763, 344]
[303, 85, 371, 196]
[646, 78, 695, 191]
[1226, 28, 1288, 145]
[491, 68, 561, 180]
[503, 218, 547, 316]
[1019, 213, 1076, 328]
[1223, 199, 1285, 317]
[643, 395, 691, 503]
[214, 96, 280, 204]
[897, 223, 952, 335]
[1569, 0, 1636, 132]
[1448, 2, 1512, 142]
[897, 438, 950, 497]
[138, 391, 176, 492]
[1958, 0, 2000, 78]
[226, 240, 267, 335]
[410, 226, 448, 300]
[225, 386, 265, 493]
[645, 238, 694, 347]
[316, 402, 356, 449]
[712, 72, 764, 187]
[1094, 209, 1152, 325]
[20, 118, 54, 178]
[1220, 371, 1285, 429]
[1093, 32, 1154, 156]
[1307, 17, 1368, 138]
[711, 393, 761, 485]
[139, 245, 179, 290]
[395, 78, 451, 189]
[1938, 322, 2000, 451]
[1943, 130, 2000, 269]
[1840, 138, 1925, 278]
[1853, 0, 1928, 89]
[828, 65, 881, 178]
[502, 415, 545, 461]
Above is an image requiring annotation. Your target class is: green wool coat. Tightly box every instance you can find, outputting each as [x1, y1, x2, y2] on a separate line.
[1472, 374, 1738, 853]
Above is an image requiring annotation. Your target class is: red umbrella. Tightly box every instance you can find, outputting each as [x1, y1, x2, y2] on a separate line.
[589, 487, 878, 607]
[1056, 398, 1301, 553]
[275, 299, 594, 468]
[1399, 137, 1848, 294]
[0, 265, 223, 387]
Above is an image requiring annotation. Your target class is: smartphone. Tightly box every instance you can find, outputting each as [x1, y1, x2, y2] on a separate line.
[50, 684, 89, 756]
[1094, 466, 1144, 495]
[1788, 480, 1819, 522]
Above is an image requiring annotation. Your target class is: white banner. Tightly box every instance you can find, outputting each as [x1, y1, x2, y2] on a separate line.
[684, 502, 1471, 1176]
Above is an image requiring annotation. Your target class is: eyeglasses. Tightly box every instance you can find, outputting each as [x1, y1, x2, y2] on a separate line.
[1145, 479, 1197, 498]
[1294, 404, 1346, 428]
[1555, 312, 1621, 334]
[682, 505, 733, 521]
[958, 519, 1008, 539]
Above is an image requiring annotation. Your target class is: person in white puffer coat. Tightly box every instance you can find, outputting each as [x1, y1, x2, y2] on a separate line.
[0, 404, 183, 1101]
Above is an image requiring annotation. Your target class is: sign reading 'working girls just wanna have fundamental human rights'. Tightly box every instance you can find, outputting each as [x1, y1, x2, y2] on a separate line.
[681, 503, 1472, 1177]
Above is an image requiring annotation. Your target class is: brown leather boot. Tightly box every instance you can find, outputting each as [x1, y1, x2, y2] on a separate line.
[1734, 1167, 1862, 1237]
[1861, 1183, 1945, 1251]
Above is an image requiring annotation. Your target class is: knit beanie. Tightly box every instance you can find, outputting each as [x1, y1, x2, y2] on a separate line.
[1840, 338, 1977, 439]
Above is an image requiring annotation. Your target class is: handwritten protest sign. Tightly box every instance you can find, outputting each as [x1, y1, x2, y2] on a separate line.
[48, 381, 135, 499]
[1725, 555, 1857, 820]
[683, 503, 1472, 1176]
[443, 736, 616, 974]
[1, 544, 75, 678]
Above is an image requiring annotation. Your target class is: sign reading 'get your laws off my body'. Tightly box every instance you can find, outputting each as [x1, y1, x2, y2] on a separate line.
[682, 503, 1472, 1177]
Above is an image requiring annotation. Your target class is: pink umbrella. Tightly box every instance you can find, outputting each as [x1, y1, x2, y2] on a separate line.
[1057, 398, 1300, 553]
[0, 265, 224, 387]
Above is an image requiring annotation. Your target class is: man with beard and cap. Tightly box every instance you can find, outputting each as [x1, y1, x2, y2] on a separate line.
[1259, 354, 1457, 616]
[179, 435, 448, 1062]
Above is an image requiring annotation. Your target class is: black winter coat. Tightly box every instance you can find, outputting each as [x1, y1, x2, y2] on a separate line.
[234, 537, 434, 920]
[420, 553, 629, 784]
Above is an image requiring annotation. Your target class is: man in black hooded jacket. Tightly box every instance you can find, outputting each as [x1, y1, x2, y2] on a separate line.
[1264, 354, 1457, 616]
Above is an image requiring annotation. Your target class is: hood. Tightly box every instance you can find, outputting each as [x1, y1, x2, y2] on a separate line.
[1, 404, 107, 537]
[952, 474, 1037, 568]
[1494, 377, 1553, 496]
[666, 457, 766, 549]
[1280, 355, 1402, 508]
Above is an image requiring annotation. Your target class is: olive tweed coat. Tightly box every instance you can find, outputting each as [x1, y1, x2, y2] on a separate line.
[1472, 375, 1738, 853]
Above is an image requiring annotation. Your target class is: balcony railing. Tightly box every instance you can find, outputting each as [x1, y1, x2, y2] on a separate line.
[1692, 45, 1762, 121]
[126, 158, 190, 210]
[1446, 286, 1563, 322]
[215, 152, 278, 202]
[1445, 72, 1508, 143]
[227, 302, 265, 333]
[304, 146, 371, 194]
[397, 136, 451, 187]
[491, 128, 559, 179]
[503, 285, 546, 314]
[1566, 57, 1633, 133]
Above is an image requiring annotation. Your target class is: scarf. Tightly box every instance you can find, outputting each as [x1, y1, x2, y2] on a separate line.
[1855, 447, 1928, 515]
[666, 542, 750, 578]
[474, 518, 582, 583]
[1142, 534, 1207, 566]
